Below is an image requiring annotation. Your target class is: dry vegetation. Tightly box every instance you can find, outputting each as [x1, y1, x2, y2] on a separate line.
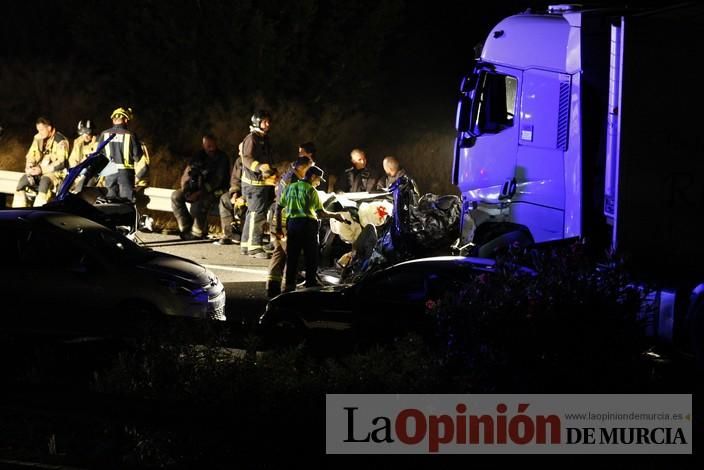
[1, 99, 459, 197]
[1, 0, 465, 225]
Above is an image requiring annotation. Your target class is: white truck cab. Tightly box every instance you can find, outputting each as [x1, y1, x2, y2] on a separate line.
[454, 4, 704, 360]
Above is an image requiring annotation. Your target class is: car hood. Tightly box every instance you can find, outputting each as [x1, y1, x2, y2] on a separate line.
[269, 284, 351, 309]
[138, 253, 213, 286]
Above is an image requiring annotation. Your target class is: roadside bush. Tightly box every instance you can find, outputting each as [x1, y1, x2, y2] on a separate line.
[0, 244, 662, 467]
[431, 242, 648, 392]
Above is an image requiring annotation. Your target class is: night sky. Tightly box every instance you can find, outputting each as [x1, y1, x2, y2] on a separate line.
[0, 1, 653, 191]
[0, 0, 541, 192]
[0, 2, 698, 463]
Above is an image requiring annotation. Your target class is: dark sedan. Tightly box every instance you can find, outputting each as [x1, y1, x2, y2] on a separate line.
[259, 256, 520, 346]
[0, 210, 226, 335]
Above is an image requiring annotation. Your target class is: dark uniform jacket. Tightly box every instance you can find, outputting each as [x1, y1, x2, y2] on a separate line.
[342, 165, 380, 193]
[376, 168, 409, 191]
[179, 149, 230, 197]
[99, 124, 142, 169]
[240, 131, 273, 185]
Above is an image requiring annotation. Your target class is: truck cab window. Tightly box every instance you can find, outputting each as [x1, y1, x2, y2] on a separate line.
[473, 73, 517, 134]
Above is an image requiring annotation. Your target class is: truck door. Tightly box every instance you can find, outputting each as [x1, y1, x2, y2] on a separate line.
[512, 69, 573, 243]
[454, 66, 520, 200]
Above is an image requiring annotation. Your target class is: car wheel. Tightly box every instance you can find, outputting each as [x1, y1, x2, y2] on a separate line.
[270, 318, 306, 350]
[687, 291, 704, 374]
[116, 301, 165, 339]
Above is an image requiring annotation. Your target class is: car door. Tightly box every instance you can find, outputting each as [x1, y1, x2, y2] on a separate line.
[15, 223, 107, 333]
[356, 267, 429, 335]
[0, 222, 28, 329]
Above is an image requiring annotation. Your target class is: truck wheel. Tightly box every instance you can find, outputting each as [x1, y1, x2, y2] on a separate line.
[270, 318, 307, 350]
[477, 230, 533, 258]
[116, 301, 164, 340]
[687, 294, 704, 373]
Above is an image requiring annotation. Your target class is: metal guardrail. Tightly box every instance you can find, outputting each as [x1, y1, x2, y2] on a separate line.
[1, 169, 177, 212]
[2, 170, 387, 212]
[142, 186, 176, 212]
[0, 169, 20, 195]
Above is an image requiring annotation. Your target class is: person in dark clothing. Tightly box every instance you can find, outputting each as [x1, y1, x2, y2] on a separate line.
[376, 155, 415, 191]
[278, 166, 347, 292]
[171, 134, 230, 240]
[340, 148, 380, 193]
[214, 142, 246, 245]
[299, 141, 336, 193]
[298, 142, 315, 160]
[99, 107, 142, 202]
[240, 110, 277, 259]
[266, 156, 314, 297]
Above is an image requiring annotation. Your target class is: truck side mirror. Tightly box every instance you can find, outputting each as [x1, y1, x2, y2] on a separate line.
[455, 96, 472, 133]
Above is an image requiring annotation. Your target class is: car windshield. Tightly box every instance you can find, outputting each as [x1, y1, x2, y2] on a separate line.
[72, 225, 152, 262]
[40, 214, 155, 264]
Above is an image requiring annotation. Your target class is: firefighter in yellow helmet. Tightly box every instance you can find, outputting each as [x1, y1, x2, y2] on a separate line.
[13, 117, 69, 207]
[98, 107, 142, 201]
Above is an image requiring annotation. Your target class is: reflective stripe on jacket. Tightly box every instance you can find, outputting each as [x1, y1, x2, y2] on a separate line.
[25, 131, 69, 175]
[100, 125, 142, 169]
[240, 131, 272, 186]
[280, 180, 322, 221]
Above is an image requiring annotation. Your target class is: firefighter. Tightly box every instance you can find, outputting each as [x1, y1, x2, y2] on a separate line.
[135, 141, 150, 189]
[240, 110, 277, 259]
[13, 117, 69, 207]
[98, 107, 142, 201]
[266, 156, 314, 297]
[68, 120, 98, 168]
[131, 140, 152, 217]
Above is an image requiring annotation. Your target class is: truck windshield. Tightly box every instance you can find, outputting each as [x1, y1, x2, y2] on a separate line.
[472, 72, 517, 134]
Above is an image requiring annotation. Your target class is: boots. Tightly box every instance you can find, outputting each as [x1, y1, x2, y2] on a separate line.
[33, 191, 49, 207]
[266, 282, 281, 298]
[12, 191, 28, 208]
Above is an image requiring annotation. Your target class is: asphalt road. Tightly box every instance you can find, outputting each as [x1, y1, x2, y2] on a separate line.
[134, 231, 270, 326]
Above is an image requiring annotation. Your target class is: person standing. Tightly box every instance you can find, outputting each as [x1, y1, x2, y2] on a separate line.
[298, 141, 315, 161]
[266, 156, 314, 297]
[13, 117, 69, 207]
[298, 141, 336, 193]
[132, 140, 152, 220]
[340, 148, 380, 193]
[279, 166, 347, 292]
[376, 155, 414, 190]
[134, 141, 151, 189]
[240, 110, 276, 259]
[171, 134, 230, 240]
[99, 107, 142, 201]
